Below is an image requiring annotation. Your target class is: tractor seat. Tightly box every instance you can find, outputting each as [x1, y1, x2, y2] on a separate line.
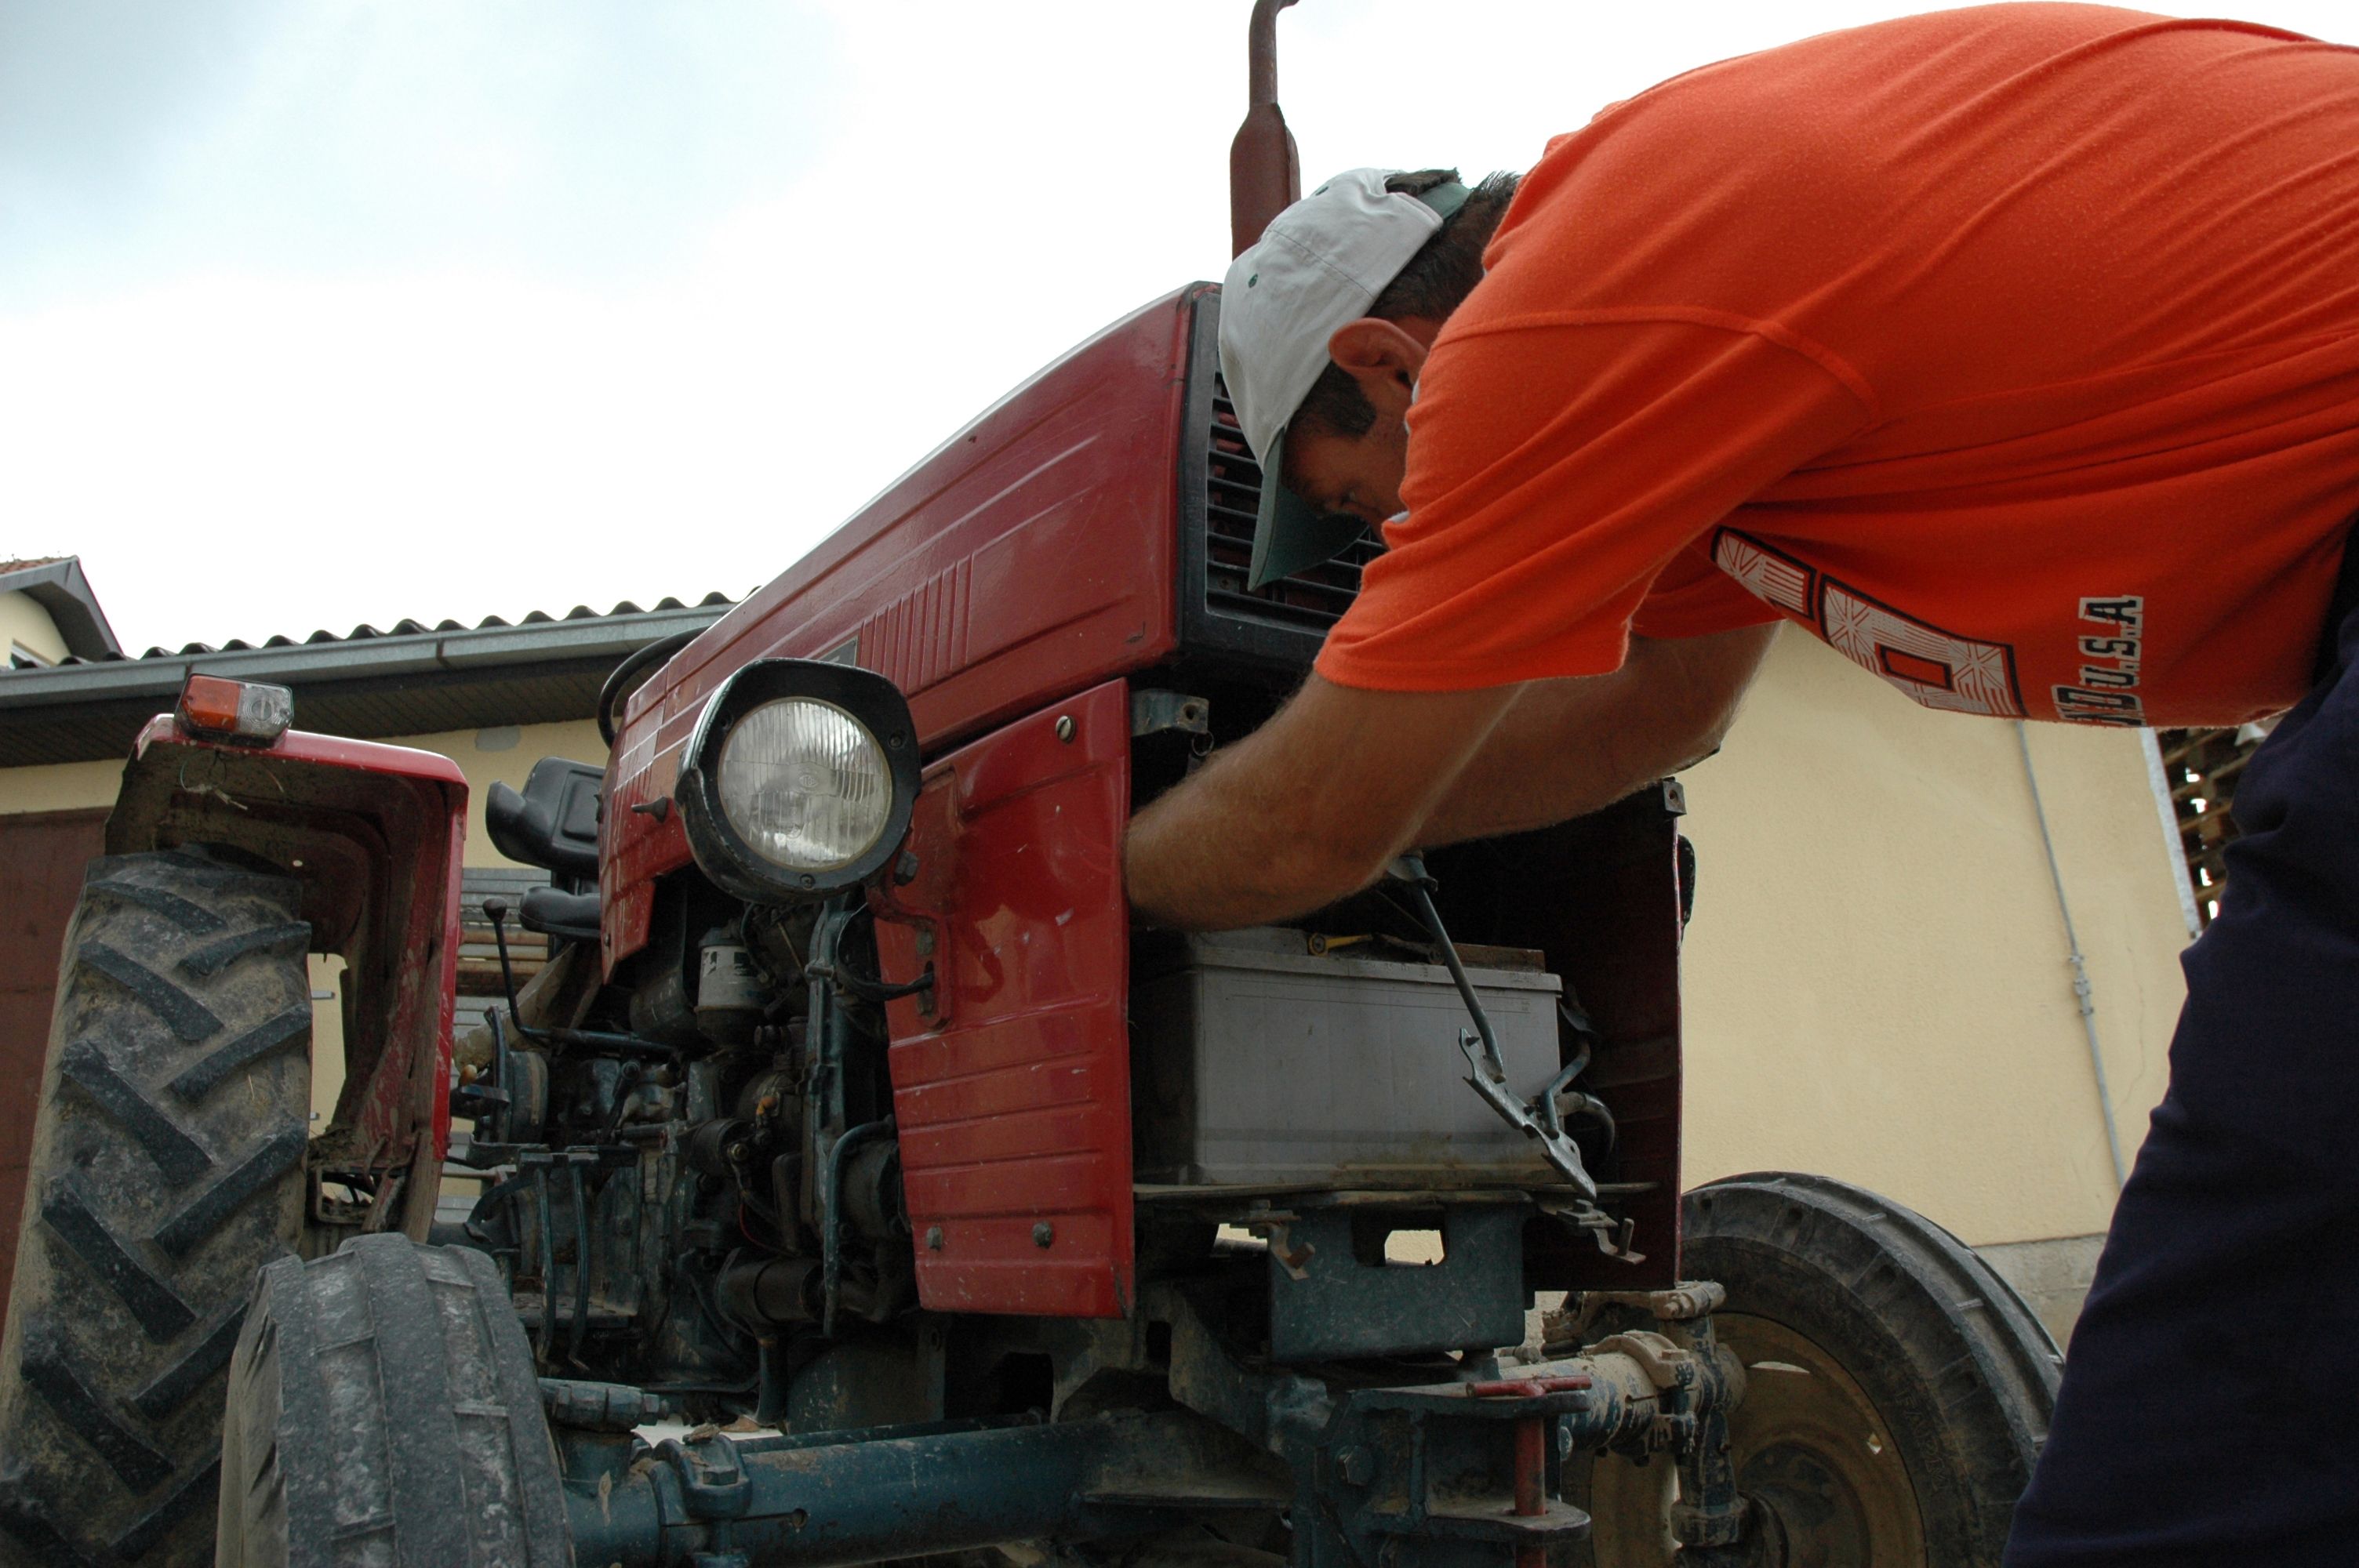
[519, 885, 599, 943]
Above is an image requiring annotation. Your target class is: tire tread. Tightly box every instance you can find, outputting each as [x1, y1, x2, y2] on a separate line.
[0, 848, 313, 1567]
[217, 1236, 572, 1567]
[1683, 1171, 2062, 1566]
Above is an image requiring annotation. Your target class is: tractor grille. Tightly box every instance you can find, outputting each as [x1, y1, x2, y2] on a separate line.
[1203, 376, 1376, 633]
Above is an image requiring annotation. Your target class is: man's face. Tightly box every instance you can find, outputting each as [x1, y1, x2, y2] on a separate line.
[1281, 412, 1412, 529]
[1273, 316, 1433, 530]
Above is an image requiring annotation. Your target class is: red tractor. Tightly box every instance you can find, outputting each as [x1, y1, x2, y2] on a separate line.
[0, 10, 2057, 1565]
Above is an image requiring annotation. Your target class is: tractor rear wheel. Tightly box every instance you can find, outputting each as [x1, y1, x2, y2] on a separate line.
[1570, 1171, 2063, 1567]
[0, 847, 316, 1568]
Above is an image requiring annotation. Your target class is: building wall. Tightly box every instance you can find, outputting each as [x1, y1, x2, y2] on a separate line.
[0, 593, 67, 667]
[0, 808, 109, 1345]
[393, 720, 610, 867]
[1676, 632, 2190, 1309]
[0, 756, 125, 813]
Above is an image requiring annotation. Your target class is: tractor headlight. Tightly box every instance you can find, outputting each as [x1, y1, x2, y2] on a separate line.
[675, 659, 921, 903]
[717, 699, 893, 872]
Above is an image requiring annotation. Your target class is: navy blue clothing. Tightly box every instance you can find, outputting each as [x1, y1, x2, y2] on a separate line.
[2006, 603, 2359, 1563]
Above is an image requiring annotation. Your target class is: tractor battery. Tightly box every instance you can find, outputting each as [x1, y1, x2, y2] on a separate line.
[1132, 927, 1565, 1188]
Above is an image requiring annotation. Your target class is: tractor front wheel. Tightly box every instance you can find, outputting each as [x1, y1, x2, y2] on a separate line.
[1571, 1171, 2063, 1568]
[215, 1234, 572, 1567]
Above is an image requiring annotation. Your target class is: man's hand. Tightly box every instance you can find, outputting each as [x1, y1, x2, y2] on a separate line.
[1121, 623, 1778, 931]
[1122, 677, 1514, 931]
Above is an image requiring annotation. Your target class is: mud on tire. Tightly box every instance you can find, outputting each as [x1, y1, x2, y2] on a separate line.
[0, 848, 314, 1568]
[216, 1236, 570, 1568]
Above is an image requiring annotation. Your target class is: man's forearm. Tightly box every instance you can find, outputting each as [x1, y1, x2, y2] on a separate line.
[1125, 677, 1514, 930]
[1414, 625, 1777, 846]
[1121, 628, 1769, 930]
[1124, 743, 1372, 931]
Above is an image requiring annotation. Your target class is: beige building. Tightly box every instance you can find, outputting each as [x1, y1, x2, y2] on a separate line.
[1677, 630, 2197, 1340]
[0, 558, 2205, 1346]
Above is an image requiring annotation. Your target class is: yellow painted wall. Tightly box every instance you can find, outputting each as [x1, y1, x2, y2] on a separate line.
[1676, 631, 2189, 1246]
[0, 678, 2189, 1247]
[0, 592, 68, 666]
[388, 720, 609, 867]
[0, 756, 123, 812]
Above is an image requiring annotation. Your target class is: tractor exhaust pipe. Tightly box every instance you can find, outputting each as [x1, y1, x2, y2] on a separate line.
[1229, 0, 1302, 256]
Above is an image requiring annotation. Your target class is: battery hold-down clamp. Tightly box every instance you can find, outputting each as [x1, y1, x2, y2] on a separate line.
[1390, 854, 1641, 1259]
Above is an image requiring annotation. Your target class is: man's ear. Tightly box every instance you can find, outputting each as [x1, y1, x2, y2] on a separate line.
[1325, 318, 1430, 416]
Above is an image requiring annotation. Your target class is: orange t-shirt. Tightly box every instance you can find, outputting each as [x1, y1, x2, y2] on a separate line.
[1314, 4, 2359, 727]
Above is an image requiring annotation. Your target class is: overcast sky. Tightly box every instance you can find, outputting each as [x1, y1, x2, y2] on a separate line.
[4, 0, 2351, 654]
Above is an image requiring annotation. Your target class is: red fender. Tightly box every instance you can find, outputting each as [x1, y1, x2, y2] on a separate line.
[107, 717, 468, 1240]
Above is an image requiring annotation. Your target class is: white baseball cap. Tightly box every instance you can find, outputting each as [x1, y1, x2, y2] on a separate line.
[1219, 168, 1469, 589]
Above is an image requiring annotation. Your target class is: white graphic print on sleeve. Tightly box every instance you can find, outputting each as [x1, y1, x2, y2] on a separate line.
[1712, 528, 2026, 719]
[1823, 584, 2024, 716]
[1714, 531, 1812, 615]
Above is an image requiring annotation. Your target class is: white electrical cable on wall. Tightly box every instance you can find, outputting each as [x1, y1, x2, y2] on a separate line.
[2016, 722, 2129, 1190]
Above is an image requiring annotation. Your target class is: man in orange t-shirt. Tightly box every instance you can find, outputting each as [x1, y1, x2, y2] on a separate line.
[1125, 5, 2359, 1563]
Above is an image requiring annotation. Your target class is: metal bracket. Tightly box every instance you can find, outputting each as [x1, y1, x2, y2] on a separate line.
[654, 1429, 754, 1521]
[1246, 1215, 1315, 1281]
[866, 784, 958, 1025]
[1456, 1027, 1601, 1202]
[1534, 1197, 1645, 1266]
[1263, 1202, 1528, 1363]
[1130, 689, 1211, 739]
[1310, 1363, 1618, 1560]
[1589, 1330, 1692, 1392]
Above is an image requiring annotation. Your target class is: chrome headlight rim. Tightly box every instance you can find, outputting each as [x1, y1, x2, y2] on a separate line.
[674, 658, 921, 905]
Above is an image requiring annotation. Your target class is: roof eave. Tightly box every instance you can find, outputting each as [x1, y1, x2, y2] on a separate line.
[2, 558, 122, 660]
[0, 602, 722, 713]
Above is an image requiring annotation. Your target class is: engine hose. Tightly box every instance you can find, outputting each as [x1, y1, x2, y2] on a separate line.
[754, 1338, 793, 1428]
[1560, 1091, 1618, 1151]
[677, 1255, 761, 1366]
[820, 1119, 896, 1338]
[809, 906, 930, 1003]
[1555, 1023, 1592, 1085]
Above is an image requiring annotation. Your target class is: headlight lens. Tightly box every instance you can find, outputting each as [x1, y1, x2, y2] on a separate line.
[716, 699, 894, 872]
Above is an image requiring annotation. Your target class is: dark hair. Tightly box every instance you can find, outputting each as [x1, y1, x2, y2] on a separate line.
[1292, 167, 1521, 440]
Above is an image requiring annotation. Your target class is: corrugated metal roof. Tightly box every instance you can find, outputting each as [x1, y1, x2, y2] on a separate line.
[0, 593, 734, 768]
[34, 592, 730, 666]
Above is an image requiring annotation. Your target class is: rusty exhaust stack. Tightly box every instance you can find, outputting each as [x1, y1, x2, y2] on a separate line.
[1229, 0, 1302, 256]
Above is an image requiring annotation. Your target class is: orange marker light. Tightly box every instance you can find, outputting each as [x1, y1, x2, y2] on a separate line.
[176, 673, 294, 744]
